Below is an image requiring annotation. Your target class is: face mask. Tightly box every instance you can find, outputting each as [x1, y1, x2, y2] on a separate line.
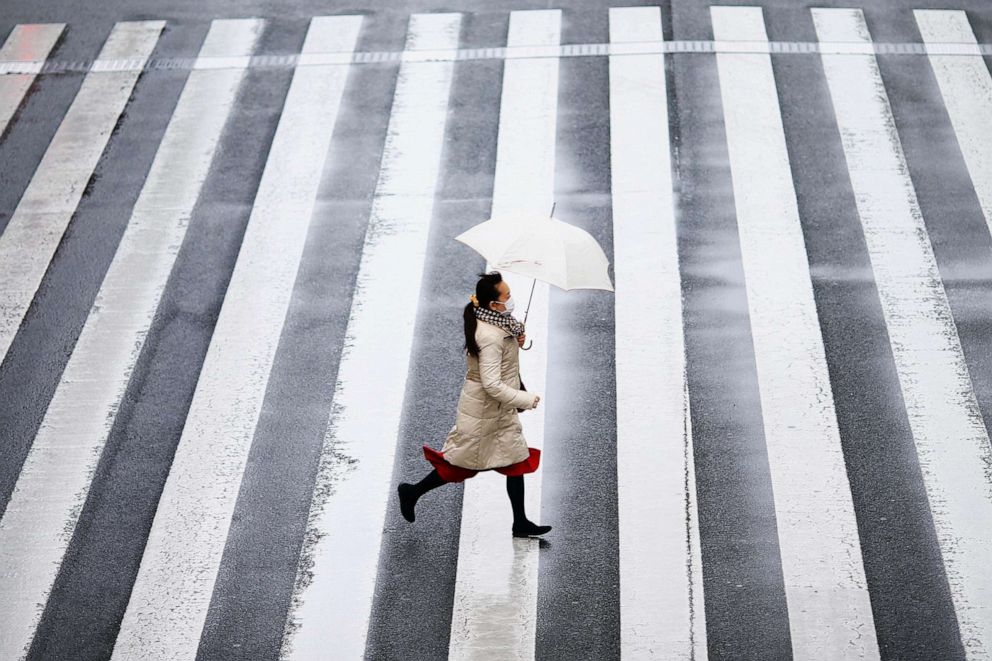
[498, 296, 516, 315]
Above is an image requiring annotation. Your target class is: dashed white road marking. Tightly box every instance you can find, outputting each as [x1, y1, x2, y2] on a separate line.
[4, 37, 992, 77]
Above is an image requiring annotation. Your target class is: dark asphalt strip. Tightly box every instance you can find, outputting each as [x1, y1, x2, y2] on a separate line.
[194, 14, 403, 661]
[768, 7, 966, 660]
[364, 12, 506, 661]
[17, 21, 206, 661]
[534, 11, 621, 661]
[669, 4, 793, 659]
[23, 19, 292, 661]
[969, 6, 992, 61]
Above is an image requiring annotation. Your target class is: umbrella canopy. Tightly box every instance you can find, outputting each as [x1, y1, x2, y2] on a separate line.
[454, 214, 614, 292]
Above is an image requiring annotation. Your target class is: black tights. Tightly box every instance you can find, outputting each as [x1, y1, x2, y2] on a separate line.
[411, 470, 530, 525]
[505, 475, 527, 525]
[411, 468, 445, 496]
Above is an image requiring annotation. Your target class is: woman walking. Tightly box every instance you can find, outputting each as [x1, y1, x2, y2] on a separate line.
[397, 271, 552, 537]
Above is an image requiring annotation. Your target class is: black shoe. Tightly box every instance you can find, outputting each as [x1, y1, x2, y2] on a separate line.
[512, 520, 552, 537]
[398, 483, 417, 523]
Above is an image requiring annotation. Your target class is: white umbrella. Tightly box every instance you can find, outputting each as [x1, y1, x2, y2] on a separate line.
[455, 206, 614, 348]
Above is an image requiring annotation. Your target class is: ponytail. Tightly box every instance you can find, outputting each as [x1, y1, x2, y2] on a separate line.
[463, 271, 503, 357]
[464, 303, 480, 357]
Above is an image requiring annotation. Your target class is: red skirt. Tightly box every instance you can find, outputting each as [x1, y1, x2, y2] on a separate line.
[423, 445, 541, 483]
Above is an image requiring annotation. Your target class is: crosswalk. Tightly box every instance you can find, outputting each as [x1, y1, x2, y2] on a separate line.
[1, 5, 991, 660]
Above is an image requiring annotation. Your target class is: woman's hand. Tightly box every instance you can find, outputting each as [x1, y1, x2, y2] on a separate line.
[517, 333, 526, 347]
[532, 395, 541, 409]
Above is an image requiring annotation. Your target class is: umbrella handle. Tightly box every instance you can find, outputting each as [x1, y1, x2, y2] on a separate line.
[522, 278, 536, 325]
[521, 340, 533, 351]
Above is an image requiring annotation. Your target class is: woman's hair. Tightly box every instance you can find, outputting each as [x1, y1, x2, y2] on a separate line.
[463, 271, 503, 357]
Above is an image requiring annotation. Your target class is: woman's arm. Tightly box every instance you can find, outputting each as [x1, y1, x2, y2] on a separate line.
[478, 337, 537, 409]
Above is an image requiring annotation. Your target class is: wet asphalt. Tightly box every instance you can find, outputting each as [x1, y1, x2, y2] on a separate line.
[2, 1, 992, 659]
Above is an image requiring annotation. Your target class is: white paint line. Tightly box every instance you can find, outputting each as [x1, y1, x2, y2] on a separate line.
[712, 7, 879, 659]
[109, 16, 362, 661]
[448, 11, 559, 661]
[276, 13, 460, 661]
[915, 10, 992, 246]
[919, 41, 984, 56]
[608, 7, 707, 660]
[814, 9, 992, 658]
[8, 38, 992, 78]
[0, 24, 64, 134]
[0, 19, 259, 661]
[0, 21, 161, 369]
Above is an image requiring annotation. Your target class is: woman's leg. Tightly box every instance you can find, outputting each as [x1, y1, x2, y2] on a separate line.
[398, 469, 446, 523]
[505, 475, 552, 537]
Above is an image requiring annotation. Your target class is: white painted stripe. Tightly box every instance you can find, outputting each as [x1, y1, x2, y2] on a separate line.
[0, 24, 64, 134]
[915, 10, 992, 245]
[608, 7, 707, 660]
[0, 19, 258, 661]
[275, 13, 459, 660]
[109, 16, 362, 661]
[447, 11, 559, 660]
[814, 9, 992, 658]
[712, 7, 879, 659]
[190, 54, 252, 70]
[0, 21, 161, 368]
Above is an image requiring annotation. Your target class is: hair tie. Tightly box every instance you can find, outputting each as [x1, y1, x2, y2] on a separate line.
[469, 294, 479, 307]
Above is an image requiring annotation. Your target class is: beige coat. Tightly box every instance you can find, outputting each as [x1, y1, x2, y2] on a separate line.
[440, 319, 539, 470]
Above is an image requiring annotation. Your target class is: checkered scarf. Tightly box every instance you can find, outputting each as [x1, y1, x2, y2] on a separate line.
[474, 306, 525, 338]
